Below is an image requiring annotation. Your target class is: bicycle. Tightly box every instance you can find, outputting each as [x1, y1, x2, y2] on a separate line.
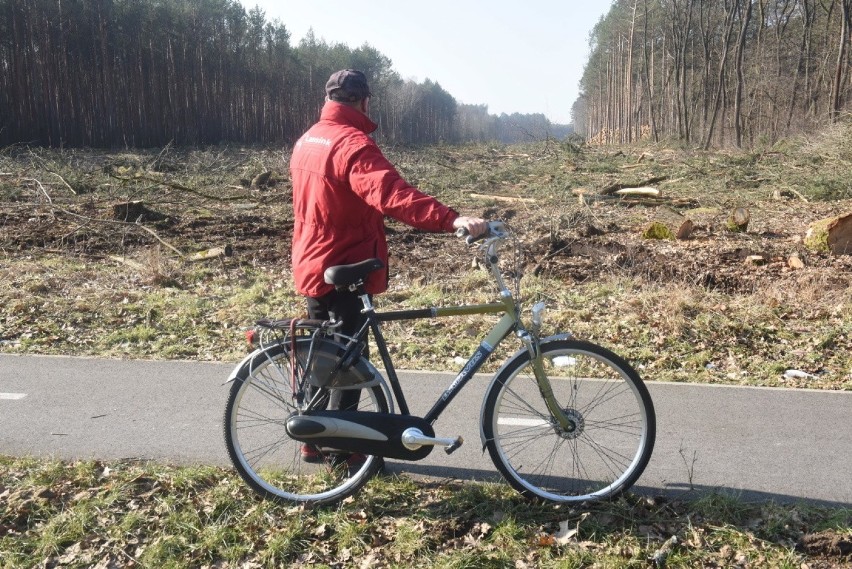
[223, 221, 655, 506]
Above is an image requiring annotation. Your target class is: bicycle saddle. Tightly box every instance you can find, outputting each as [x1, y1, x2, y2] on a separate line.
[324, 258, 384, 287]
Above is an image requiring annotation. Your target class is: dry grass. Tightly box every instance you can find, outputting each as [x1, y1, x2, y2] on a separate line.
[1, 456, 849, 568]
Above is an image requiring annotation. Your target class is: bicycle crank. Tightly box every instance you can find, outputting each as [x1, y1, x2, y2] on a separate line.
[401, 428, 464, 455]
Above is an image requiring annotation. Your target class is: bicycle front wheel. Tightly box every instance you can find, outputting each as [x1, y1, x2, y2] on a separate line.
[224, 342, 387, 506]
[482, 339, 655, 503]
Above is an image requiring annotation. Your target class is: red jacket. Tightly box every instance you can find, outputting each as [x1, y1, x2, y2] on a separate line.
[290, 101, 459, 297]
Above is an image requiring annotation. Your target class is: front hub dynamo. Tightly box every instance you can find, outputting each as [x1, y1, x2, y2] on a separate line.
[556, 408, 585, 439]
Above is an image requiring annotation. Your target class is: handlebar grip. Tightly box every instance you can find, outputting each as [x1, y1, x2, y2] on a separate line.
[455, 226, 488, 245]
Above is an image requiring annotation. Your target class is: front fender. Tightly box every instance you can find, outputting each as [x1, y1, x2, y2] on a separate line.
[478, 332, 573, 450]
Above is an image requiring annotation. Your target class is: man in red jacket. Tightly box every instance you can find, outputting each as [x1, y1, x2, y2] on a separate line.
[290, 69, 485, 462]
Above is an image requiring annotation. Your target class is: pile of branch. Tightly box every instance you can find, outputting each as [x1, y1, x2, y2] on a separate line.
[572, 176, 698, 208]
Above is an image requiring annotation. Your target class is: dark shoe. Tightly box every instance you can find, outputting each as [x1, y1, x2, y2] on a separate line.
[300, 444, 323, 463]
[343, 453, 368, 469]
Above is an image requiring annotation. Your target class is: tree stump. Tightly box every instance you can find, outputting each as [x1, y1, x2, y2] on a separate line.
[641, 208, 694, 240]
[113, 200, 158, 221]
[804, 212, 852, 255]
[251, 171, 273, 189]
[726, 207, 750, 232]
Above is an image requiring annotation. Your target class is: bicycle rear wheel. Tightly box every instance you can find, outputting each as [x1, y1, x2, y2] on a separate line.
[482, 339, 655, 503]
[224, 341, 387, 506]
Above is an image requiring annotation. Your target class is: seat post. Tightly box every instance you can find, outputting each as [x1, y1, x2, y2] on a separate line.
[358, 292, 374, 313]
[347, 281, 374, 313]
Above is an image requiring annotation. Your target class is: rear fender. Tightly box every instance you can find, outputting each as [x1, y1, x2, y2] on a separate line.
[224, 343, 283, 384]
[223, 341, 395, 413]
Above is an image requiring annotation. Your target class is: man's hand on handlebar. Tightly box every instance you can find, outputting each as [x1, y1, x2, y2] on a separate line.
[453, 216, 488, 239]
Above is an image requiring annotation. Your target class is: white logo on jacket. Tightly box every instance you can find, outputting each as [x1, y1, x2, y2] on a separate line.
[296, 134, 332, 149]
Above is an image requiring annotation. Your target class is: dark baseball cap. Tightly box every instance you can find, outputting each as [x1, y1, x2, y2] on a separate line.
[325, 69, 371, 102]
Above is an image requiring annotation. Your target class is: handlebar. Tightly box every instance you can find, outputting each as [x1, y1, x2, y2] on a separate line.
[455, 220, 509, 245]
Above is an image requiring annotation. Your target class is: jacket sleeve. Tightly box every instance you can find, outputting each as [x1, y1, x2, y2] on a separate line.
[347, 143, 458, 232]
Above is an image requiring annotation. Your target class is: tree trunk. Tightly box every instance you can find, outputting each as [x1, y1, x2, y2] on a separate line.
[704, 0, 740, 149]
[830, 0, 850, 121]
[733, 0, 753, 147]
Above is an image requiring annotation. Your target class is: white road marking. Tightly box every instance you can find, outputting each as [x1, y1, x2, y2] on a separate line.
[498, 417, 550, 428]
[0, 393, 27, 400]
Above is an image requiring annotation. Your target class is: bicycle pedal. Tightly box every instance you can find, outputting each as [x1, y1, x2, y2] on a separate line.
[444, 436, 464, 455]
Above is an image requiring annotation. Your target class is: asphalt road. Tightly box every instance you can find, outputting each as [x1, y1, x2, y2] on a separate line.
[1, 354, 850, 506]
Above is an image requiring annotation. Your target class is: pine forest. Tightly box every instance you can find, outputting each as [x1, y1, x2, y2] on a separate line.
[1, 0, 850, 148]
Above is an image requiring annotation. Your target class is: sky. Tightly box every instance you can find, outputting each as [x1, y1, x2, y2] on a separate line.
[236, 1, 612, 125]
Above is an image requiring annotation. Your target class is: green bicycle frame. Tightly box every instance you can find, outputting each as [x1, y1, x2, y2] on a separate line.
[362, 293, 575, 432]
[368, 298, 513, 421]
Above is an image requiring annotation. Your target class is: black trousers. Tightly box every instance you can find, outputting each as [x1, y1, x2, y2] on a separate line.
[306, 289, 370, 412]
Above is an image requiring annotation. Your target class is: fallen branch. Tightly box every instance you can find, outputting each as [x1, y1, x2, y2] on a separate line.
[470, 193, 537, 204]
[50, 171, 77, 195]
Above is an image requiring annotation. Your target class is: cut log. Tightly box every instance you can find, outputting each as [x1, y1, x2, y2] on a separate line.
[726, 207, 750, 233]
[804, 212, 852, 255]
[187, 244, 234, 262]
[614, 187, 661, 197]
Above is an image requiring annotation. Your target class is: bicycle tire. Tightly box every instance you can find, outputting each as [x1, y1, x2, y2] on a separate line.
[224, 340, 387, 506]
[482, 338, 655, 503]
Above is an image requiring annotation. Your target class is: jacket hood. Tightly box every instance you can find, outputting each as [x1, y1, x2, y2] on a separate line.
[319, 101, 378, 135]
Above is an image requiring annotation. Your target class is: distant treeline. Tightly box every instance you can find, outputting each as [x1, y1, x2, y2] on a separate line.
[573, 0, 852, 148]
[0, 0, 570, 148]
